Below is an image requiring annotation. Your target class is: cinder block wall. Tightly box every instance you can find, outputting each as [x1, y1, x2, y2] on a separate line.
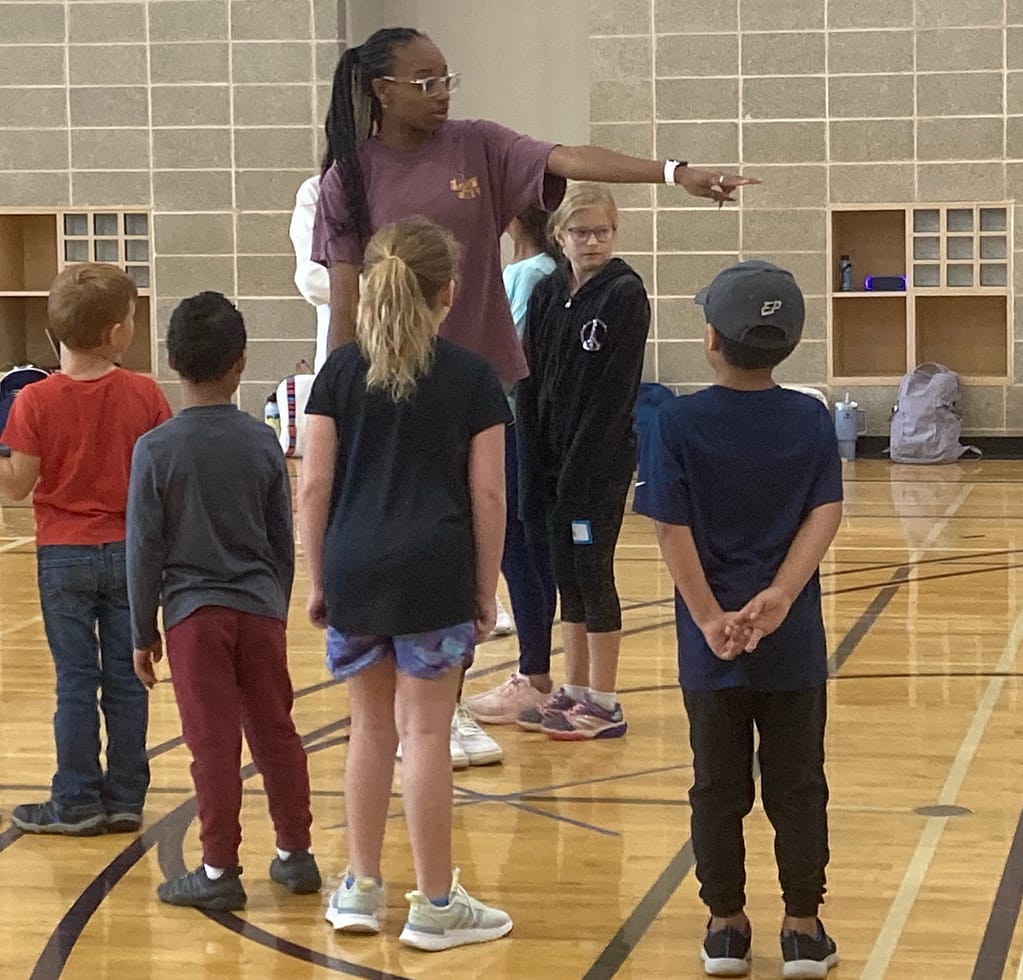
[589, 0, 1023, 434]
[0, 0, 342, 414]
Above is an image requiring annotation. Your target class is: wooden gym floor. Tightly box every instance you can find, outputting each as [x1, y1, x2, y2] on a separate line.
[3, 460, 1023, 979]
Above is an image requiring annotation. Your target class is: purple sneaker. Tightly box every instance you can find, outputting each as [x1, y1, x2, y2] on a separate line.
[516, 687, 579, 732]
[542, 699, 627, 740]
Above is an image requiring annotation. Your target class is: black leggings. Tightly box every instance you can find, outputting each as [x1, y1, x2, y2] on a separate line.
[545, 478, 630, 634]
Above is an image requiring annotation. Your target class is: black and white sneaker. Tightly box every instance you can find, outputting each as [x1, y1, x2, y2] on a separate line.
[157, 865, 247, 911]
[701, 920, 752, 977]
[781, 919, 838, 978]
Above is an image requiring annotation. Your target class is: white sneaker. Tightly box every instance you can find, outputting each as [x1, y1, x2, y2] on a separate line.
[324, 871, 384, 933]
[492, 596, 515, 636]
[452, 704, 503, 766]
[399, 868, 513, 951]
[396, 737, 469, 770]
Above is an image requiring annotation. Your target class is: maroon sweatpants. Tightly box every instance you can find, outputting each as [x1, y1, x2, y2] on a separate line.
[165, 606, 313, 869]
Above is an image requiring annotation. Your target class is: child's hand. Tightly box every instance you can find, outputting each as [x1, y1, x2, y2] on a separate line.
[701, 612, 752, 661]
[306, 587, 327, 629]
[133, 638, 163, 690]
[729, 586, 793, 652]
[475, 594, 497, 642]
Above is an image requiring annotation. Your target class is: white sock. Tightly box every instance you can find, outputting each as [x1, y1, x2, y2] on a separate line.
[589, 689, 618, 712]
[276, 848, 292, 861]
[563, 684, 588, 702]
[204, 864, 226, 880]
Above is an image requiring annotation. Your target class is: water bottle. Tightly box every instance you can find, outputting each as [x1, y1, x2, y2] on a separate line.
[264, 392, 281, 436]
[839, 254, 853, 292]
[834, 392, 866, 461]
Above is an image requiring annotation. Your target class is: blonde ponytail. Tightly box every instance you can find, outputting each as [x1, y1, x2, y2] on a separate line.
[357, 218, 461, 401]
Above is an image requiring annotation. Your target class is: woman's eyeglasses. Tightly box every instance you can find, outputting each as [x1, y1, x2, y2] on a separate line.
[380, 72, 461, 96]
[564, 225, 616, 244]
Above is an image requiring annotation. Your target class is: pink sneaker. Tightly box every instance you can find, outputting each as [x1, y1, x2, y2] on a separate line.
[464, 673, 547, 724]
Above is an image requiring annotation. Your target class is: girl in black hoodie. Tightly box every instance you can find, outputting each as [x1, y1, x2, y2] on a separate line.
[516, 183, 650, 741]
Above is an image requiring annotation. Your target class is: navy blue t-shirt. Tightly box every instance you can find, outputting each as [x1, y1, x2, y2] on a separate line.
[633, 385, 842, 692]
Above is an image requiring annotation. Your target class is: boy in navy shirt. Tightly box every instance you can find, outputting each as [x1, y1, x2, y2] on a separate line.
[634, 261, 842, 978]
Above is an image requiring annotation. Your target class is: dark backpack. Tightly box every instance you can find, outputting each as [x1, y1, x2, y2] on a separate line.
[0, 365, 49, 441]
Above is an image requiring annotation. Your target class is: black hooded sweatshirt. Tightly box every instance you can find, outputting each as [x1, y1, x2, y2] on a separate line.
[517, 256, 651, 520]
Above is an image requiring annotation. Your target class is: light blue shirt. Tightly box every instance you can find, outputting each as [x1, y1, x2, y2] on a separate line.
[503, 253, 557, 336]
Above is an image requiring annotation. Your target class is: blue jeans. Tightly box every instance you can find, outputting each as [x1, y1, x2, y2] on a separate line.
[36, 542, 150, 818]
[501, 422, 557, 675]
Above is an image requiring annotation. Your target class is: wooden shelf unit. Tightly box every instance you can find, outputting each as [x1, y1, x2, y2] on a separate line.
[0, 210, 153, 373]
[829, 204, 1012, 384]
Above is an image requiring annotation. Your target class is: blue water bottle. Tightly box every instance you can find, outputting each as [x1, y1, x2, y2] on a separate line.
[839, 254, 853, 292]
[834, 393, 866, 461]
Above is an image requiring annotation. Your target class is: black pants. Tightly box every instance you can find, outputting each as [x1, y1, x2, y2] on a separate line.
[682, 685, 830, 918]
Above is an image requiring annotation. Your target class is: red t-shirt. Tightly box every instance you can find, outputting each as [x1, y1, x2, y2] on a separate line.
[2, 369, 172, 545]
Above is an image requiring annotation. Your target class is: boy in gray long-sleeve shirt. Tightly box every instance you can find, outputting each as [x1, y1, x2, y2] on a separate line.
[127, 291, 319, 911]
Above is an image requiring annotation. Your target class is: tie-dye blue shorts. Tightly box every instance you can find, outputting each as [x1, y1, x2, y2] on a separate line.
[325, 620, 476, 681]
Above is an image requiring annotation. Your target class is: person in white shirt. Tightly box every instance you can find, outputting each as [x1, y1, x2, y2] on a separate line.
[289, 173, 332, 372]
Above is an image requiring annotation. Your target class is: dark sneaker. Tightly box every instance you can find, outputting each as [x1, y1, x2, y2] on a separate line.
[781, 919, 838, 978]
[157, 865, 247, 911]
[12, 801, 106, 837]
[269, 850, 322, 894]
[542, 699, 628, 740]
[701, 920, 751, 977]
[106, 811, 142, 834]
[516, 687, 579, 732]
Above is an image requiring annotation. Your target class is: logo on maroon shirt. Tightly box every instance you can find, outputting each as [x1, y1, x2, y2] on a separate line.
[449, 175, 480, 199]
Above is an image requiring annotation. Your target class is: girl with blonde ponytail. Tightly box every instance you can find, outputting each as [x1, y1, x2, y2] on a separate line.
[356, 217, 457, 401]
[298, 218, 514, 950]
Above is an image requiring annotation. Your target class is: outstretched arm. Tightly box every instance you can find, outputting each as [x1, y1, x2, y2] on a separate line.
[729, 501, 843, 651]
[546, 145, 758, 205]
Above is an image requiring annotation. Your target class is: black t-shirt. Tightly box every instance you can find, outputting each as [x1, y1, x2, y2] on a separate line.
[306, 337, 512, 635]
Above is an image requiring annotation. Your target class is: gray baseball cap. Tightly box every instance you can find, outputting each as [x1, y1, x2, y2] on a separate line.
[694, 260, 805, 350]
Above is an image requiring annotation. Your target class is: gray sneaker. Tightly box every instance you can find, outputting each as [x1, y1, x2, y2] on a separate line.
[105, 811, 142, 834]
[157, 865, 247, 911]
[324, 870, 384, 933]
[399, 868, 513, 951]
[269, 850, 322, 894]
[516, 687, 579, 732]
[12, 801, 106, 837]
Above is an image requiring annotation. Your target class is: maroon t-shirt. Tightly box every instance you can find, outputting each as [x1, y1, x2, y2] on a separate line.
[312, 119, 566, 384]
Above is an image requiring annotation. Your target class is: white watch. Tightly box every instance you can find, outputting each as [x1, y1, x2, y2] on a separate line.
[664, 159, 687, 184]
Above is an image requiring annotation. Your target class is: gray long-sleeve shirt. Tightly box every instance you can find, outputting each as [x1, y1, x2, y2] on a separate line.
[126, 404, 294, 649]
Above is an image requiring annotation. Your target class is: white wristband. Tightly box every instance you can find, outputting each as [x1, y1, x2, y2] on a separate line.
[664, 159, 686, 184]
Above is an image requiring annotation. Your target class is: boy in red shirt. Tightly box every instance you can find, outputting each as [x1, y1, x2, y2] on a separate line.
[0, 263, 171, 835]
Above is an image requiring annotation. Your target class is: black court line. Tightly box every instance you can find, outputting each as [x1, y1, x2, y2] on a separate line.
[829, 566, 909, 676]
[583, 566, 910, 979]
[582, 841, 696, 980]
[13, 563, 956, 978]
[18, 602, 683, 976]
[30, 836, 152, 980]
[972, 802, 1023, 979]
[826, 561, 1022, 597]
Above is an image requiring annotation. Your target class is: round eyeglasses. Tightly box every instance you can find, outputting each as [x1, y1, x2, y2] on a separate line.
[380, 72, 461, 97]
